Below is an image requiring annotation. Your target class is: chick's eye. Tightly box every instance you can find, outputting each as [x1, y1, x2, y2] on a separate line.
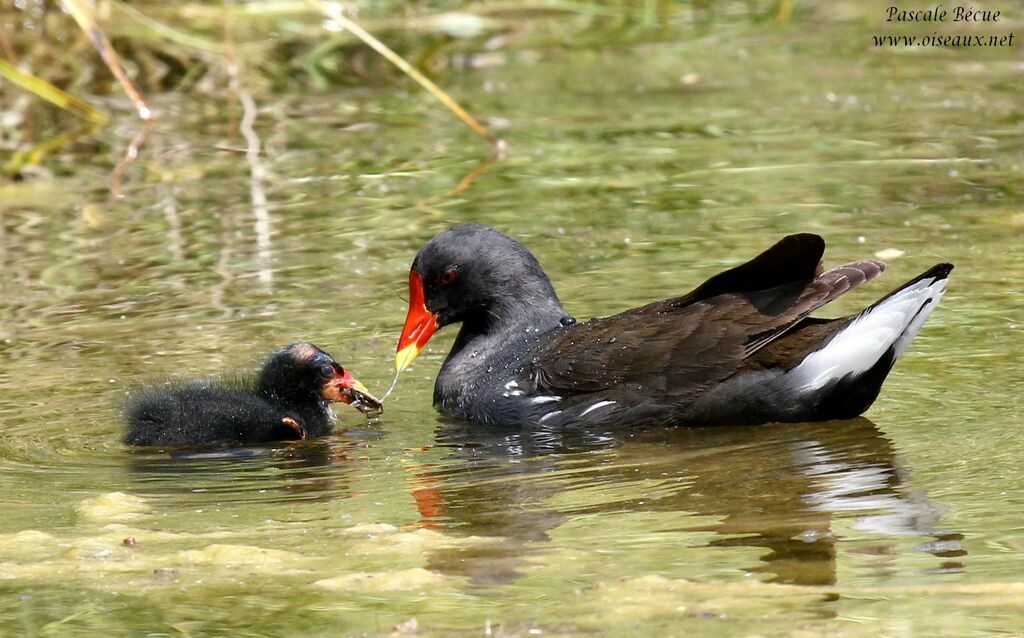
[319, 363, 335, 378]
[440, 266, 458, 286]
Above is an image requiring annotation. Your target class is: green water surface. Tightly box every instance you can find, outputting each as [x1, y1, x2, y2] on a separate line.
[1, 2, 1022, 636]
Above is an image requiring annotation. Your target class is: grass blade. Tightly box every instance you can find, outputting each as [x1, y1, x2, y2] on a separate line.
[0, 59, 109, 125]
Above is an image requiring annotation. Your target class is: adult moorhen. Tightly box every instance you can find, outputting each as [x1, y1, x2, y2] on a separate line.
[393, 224, 952, 427]
[123, 342, 382, 446]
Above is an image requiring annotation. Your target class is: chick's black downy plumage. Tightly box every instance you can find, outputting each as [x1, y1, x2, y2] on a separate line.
[123, 342, 380, 447]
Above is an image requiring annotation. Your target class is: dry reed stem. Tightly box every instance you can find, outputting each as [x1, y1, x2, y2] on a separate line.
[109, 120, 155, 200]
[61, 0, 154, 121]
[307, 0, 498, 146]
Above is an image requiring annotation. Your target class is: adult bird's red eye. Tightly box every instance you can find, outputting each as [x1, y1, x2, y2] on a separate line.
[440, 266, 458, 286]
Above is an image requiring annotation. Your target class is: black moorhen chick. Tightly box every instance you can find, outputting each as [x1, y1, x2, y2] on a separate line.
[123, 342, 382, 446]
[393, 224, 952, 427]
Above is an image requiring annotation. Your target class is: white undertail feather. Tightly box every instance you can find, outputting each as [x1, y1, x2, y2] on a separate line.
[791, 274, 949, 391]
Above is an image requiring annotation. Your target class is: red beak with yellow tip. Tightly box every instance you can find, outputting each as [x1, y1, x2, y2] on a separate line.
[396, 271, 440, 373]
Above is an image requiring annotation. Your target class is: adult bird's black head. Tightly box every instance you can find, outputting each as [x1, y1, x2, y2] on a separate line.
[395, 223, 571, 373]
[260, 342, 379, 410]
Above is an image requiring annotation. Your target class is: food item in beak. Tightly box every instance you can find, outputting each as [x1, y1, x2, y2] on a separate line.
[344, 382, 383, 417]
[323, 370, 383, 417]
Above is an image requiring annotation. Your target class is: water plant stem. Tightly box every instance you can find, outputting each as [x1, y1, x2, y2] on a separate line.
[61, 0, 154, 121]
[307, 0, 498, 146]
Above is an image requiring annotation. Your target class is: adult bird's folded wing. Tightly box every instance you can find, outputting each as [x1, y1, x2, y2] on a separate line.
[529, 235, 886, 400]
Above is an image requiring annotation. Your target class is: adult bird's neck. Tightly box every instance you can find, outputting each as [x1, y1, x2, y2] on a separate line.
[458, 293, 569, 353]
[438, 293, 571, 400]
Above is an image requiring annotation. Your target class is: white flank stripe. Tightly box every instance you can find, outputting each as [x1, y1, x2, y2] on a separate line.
[792, 275, 948, 391]
[579, 400, 617, 417]
[538, 410, 562, 424]
[530, 395, 561, 405]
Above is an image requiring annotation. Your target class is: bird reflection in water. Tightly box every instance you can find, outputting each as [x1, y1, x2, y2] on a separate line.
[124, 432, 380, 504]
[410, 418, 964, 586]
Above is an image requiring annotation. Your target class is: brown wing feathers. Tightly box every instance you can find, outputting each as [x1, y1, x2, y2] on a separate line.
[531, 235, 887, 397]
[742, 259, 887, 355]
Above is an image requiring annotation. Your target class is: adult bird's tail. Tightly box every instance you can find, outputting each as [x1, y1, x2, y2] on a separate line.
[788, 263, 953, 418]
